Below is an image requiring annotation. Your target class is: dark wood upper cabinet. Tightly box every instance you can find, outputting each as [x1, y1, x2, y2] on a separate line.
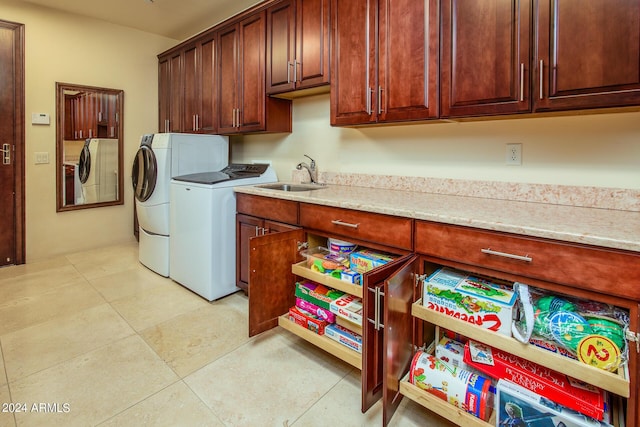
[440, 0, 532, 118]
[266, 0, 330, 96]
[534, 0, 640, 112]
[217, 11, 292, 134]
[158, 51, 182, 133]
[182, 33, 218, 133]
[330, 0, 438, 126]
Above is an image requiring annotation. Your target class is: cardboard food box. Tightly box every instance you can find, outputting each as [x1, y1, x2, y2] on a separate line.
[336, 316, 363, 336]
[288, 305, 330, 335]
[330, 294, 363, 326]
[296, 297, 336, 323]
[464, 340, 607, 421]
[422, 267, 517, 336]
[324, 323, 363, 353]
[295, 281, 344, 311]
[496, 379, 612, 427]
[349, 249, 396, 273]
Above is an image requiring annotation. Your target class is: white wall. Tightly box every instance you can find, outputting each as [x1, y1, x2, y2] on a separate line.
[235, 94, 640, 190]
[1, 0, 177, 261]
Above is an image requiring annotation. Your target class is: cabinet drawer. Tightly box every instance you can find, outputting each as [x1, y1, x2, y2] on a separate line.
[299, 203, 412, 250]
[415, 221, 640, 300]
[236, 193, 298, 224]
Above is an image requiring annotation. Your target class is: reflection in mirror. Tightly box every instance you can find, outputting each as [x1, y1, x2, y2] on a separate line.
[56, 83, 124, 212]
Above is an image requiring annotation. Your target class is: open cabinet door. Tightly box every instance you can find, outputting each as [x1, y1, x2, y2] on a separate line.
[382, 255, 419, 426]
[362, 254, 417, 413]
[248, 228, 305, 336]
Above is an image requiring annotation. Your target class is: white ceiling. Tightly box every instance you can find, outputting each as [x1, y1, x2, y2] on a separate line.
[14, 0, 262, 40]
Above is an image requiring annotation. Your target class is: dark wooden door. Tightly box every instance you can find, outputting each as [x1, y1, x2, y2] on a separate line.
[0, 20, 24, 267]
[362, 254, 415, 412]
[182, 43, 199, 132]
[267, 0, 296, 94]
[248, 228, 305, 337]
[330, 0, 377, 126]
[295, 0, 330, 90]
[236, 214, 263, 292]
[378, 0, 439, 122]
[534, 0, 640, 111]
[238, 12, 266, 132]
[199, 34, 217, 133]
[441, 0, 531, 118]
[158, 51, 183, 132]
[158, 56, 170, 132]
[217, 22, 239, 134]
[382, 256, 418, 426]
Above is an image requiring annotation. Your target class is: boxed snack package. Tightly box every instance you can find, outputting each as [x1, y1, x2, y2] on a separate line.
[497, 379, 612, 427]
[296, 297, 336, 323]
[422, 267, 517, 336]
[349, 249, 396, 273]
[330, 294, 363, 326]
[288, 306, 330, 335]
[336, 316, 363, 336]
[324, 323, 363, 353]
[436, 337, 471, 371]
[295, 281, 344, 310]
[464, 340, 607, 421]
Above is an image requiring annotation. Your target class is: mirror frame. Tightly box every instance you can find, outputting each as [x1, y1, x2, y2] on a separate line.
[55, 82, 124, 212]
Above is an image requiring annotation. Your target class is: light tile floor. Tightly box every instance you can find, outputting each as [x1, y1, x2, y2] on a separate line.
[0, 242, 455, 427]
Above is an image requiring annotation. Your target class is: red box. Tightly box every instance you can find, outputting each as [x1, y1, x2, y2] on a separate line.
[463, 340, 607, 420]
[288, 305, 329, 335]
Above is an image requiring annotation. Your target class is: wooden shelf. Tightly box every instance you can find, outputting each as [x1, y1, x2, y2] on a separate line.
[412, 300, 630, 397]
[278, 314, 362, 369]
[292, 261, 363, 298]
[399, 376, 494, 427]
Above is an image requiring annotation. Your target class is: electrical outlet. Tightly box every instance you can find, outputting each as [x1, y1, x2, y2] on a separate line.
[506, 143, 522, 166]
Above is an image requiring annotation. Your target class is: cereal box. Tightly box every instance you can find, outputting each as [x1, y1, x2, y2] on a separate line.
[422, 267, 516, 336]
[288, 306, 329, 335]
[295, 281, 344, 310]
[349, 249, 396, 273]
[330, 293, 363, 326]
[324, 323, 363, 353]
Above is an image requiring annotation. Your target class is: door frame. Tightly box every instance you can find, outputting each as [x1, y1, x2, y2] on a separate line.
[1, 19, 25, 265]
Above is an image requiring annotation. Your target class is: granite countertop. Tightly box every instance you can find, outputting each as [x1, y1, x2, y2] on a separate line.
[234, 183, 640, 253]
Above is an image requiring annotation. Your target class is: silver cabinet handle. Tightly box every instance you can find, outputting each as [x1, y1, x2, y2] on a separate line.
[295, 60, 300, 83]
[232, 109, 236, 128]
[331, 219, 359, 229]
[481, 248, 532, 263]
[1, 143, 10, 165]
[539, 59, 544, 100]
[519, 63, 524, 102]
[366, 87, 371, 115]
[192, 115, 196, 131]
[367, 286, 385, 330]
[378, 86, 384, 114]
[287, 61, 292, 84]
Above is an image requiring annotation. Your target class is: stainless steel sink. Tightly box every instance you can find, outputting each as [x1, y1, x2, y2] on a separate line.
[257, 183, 327, 192]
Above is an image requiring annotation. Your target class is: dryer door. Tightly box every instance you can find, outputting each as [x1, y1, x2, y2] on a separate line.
[132, 145, 157, 202]
[78, 141, 91, 184]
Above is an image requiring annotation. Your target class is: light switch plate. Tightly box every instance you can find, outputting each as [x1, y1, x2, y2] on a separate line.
[35, 152, 49, 164]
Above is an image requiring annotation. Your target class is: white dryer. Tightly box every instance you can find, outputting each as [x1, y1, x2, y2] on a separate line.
[78, 138, 118, 204]
[169, 164, 277, 300]
[132, 133, 229, 277]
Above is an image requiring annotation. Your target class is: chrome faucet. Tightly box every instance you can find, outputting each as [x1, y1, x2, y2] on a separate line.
[296, 154, 317, 184]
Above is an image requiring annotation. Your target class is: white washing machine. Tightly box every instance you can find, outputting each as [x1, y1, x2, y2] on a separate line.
[78, 138, 118, 204]
[132, 133, 229, 277]
[169, 164, 277, 301]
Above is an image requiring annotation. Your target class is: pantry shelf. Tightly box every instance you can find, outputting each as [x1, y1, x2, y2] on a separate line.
[412, 300, 629, 397]
[399, 376, 494, 427]
[277, 314, 362, 369]
[292, 261, 363, 298]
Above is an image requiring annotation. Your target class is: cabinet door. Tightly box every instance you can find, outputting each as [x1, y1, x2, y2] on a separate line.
[382, 255, 419, 426]
[362, 253, 416, 412]
[183, 43, 199, 132]
[441, 0, 531, 118]
[267, 0, 296, 94]
[217, 23, 239, 134]
[534, 0, 640, 111]
[248, 228, 305, 337]
[236, 214, 263, 292]
[378, 0, 439, 122]
[238, 12, 267, 132]
[296, 0, 330, 89]
[158, 51, 183, 133]
[200, 34, 217, 133]
[158, 56, 171, 132]
[330, 0, 377, 126]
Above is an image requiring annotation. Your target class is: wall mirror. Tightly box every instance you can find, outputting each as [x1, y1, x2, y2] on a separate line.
[55, 82, 124, 212]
